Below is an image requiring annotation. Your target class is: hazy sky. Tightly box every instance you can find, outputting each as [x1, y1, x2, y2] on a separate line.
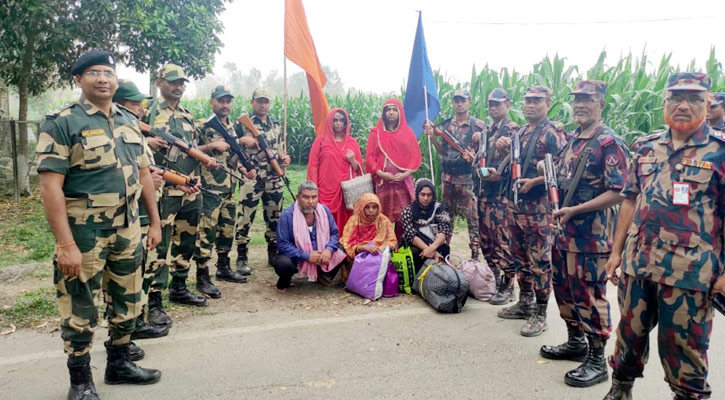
[119, 0, 723, 97]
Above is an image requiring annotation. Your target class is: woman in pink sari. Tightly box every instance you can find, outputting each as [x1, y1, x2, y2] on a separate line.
[307, 108, 364, 232]
[365, 98, 422, 227]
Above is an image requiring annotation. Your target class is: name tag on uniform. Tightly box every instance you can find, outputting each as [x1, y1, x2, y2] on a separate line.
[81, 129, 105, 137]
[638, 156, 656, 164]
[672, 182, 689, 205]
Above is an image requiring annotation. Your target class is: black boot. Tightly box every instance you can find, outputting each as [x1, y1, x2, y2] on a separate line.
[236, 245, 252, 275]
[169, 276, 208, 306]
[131, 315, 169, 340]
[489, 275, 515, 305]
[540, 321, 588, 362]
[127, 341, 144, 362]
[195, 265, 222, 299]
[565, 335, 609, 387]
[147, 291, 172, 327]
[216, 252, 247, 283]
[67, 354, 99, 400]
[497, 287, 535, 319]
[104, 342, 162, 385]
[602, 373, 634, 400]
[267, 243, 278, 267]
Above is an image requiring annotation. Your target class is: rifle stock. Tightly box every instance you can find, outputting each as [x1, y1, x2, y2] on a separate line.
[543, 153, 562, 231]
[149, 164, 215, 196]
[154, 127, 243, 181]
[432, 126, 475, 161]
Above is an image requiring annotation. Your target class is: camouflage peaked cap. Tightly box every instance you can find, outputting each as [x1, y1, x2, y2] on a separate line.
[252, 87, 272, 101]
[211, 85, 234, 99]
[453, 88, 471, 99]
[710, 92, 725, 105]
[524, 85, 553, 98]
[667, 72, 710, 91]
[571, 80, 608, 96]
[158, 64, 189, 82]
[487, 88, 510, 102]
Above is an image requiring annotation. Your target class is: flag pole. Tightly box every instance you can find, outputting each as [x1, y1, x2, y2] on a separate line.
[283, 56, 289, 155]
[423, 84, 435, 186]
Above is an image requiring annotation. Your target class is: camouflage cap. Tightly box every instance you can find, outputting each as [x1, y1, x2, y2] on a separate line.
[666, 72, 711, 92]
[113, 79, 146, 102]
[71, 50, 115, 76]
[252, 87, 272, 101]
[710, 92, 725, 105]
[211, 85, 234, 99]
[453, 88, 471, 99]
[571, 80, 608, 96]
[158, 63, 189, 82]
[524, 85, 553, 98]
[487, 88, 510, 102]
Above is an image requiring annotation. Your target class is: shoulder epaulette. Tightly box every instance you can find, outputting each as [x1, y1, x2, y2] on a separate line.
[710, 129, 725, 142]
[473, 118, 487, 130]
[45, 102, 75, 119]
[505, 120, 520, 130]
[550, 120, 565, 131]
[633, 131, 663, 145]
[115, 103, 139, 119]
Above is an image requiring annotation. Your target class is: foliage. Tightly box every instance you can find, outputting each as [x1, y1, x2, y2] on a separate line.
[0, 196, 55, 267]
[0, 288, 57, 329]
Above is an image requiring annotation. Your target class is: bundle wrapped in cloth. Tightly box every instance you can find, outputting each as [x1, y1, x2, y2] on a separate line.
[414, 259, 469, 313]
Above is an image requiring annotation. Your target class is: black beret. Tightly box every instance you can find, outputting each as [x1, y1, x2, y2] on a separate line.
[71, 51, 116, 76]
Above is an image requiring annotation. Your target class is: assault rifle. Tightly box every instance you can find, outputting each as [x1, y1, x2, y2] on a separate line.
[236, 115, 295, 200]
[153, 127, 243, 182]
[431, 125, 476, 161]
[511, 129, 522, 205]
[203, 115, 255, 174]
[149, 164, 215, 196]
[543, 153, 562, 231]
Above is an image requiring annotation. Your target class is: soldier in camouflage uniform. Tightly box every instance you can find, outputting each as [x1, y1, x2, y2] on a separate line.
[538, 80, 631, 388]
[706, 92, 725, 134]
[476, 88, 520, 305]
[112, 80, 169, 341]
[193, 85, 254, 286]
[603, 73, 725, 400]
[143, 64, 219, 317]
[424, 88, 483, 259]
[495, 86, 568, 337]
[37, 51, 162, 400]
[235, 88, 292, 274]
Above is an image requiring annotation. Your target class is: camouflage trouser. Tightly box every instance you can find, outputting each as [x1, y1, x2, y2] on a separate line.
[147, 190, 202, 291]
[235, 177, 283, 247]
[552, 249, 611, 339]
[441, 181, 480, 252]
[479, 198, 513, 276]
[55, 222, 143, 356]
[508, 210, 552, 302]
[609, 273, 713, 399]
[194, 191, 236, 263]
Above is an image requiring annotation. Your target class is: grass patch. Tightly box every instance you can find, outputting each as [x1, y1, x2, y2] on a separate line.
[0, 196, 55, 268]
[0, 288, 58, 329]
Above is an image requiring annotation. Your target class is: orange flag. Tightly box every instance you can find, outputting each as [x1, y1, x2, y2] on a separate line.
[284, 0, 329, 136]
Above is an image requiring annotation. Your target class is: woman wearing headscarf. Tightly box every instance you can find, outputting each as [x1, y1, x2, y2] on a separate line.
[400, 178, 453, 272]
[307, 108, 364, 231]
[339, 193, 397, 281]
[365, 99, 422, 227]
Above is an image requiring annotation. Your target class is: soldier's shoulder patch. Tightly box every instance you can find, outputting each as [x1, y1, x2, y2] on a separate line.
[550, 120, 565, 132]
[45, 102, 75, 119]
[505, 120, 520, 130]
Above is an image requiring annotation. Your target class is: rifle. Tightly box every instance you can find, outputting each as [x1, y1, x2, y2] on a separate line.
[511, 129, 522, 205]
[203, 115, 255, 173]
[153, 127, 243, 182]
[543, 153, 563, 231]
[714, 293, 725, 316]
[237, 114, 295, 200]
[149, 164, 216, 196]
[431, 125, 476, 161]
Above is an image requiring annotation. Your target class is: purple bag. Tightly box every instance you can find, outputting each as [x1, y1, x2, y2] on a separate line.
[345, 245, 391, 301]
[382, 261, 399, 298]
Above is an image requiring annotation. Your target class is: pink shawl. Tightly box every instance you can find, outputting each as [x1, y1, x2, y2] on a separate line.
[292, 202, 347, 281]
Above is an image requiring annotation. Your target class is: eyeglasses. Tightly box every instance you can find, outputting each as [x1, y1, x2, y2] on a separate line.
[666, 95, 706, 106]
[84, 70, 116, 79]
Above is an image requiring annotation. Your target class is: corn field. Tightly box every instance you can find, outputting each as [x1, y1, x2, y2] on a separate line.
[182, 50, 724, 178]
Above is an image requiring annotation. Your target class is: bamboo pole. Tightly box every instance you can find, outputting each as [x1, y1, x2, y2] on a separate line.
[423, 84, 435, 186]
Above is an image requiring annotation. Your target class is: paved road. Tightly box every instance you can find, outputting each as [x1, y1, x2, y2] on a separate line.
[1, 290, 723, 400]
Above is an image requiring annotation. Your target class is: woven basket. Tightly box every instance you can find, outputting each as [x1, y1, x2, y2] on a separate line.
[341, 172, 374, 210]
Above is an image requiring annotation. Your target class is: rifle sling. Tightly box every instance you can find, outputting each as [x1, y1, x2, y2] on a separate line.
[561, 132, 603, 208]
[519, 122, 546, 180]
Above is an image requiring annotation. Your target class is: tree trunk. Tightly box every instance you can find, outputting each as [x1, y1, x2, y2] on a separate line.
[16, 31, 37, 196]
[149, 69, 157, 99]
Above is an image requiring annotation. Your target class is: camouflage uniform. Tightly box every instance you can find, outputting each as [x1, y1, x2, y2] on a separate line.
[234, 112, 285, 258]
[477, 113, 520, 282]
[438, 115, 485, 257]
[552, 121, 630, 341]
[709, 92, 725, 136]
[193, 115, 238, 263]
[36, 97, 149, 356]
[143, 98, 202, 287]
[609, 122, 724, 399]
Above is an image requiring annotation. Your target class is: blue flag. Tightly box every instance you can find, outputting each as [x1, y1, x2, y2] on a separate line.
[404, 12, 440, 138]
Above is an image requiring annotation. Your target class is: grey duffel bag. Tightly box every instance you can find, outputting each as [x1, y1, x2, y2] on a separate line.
[414, 259, 470, 313]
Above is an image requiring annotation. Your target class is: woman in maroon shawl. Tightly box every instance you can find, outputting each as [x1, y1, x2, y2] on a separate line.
[365, 98, 422, 226]
[307, 108, 364, 231]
